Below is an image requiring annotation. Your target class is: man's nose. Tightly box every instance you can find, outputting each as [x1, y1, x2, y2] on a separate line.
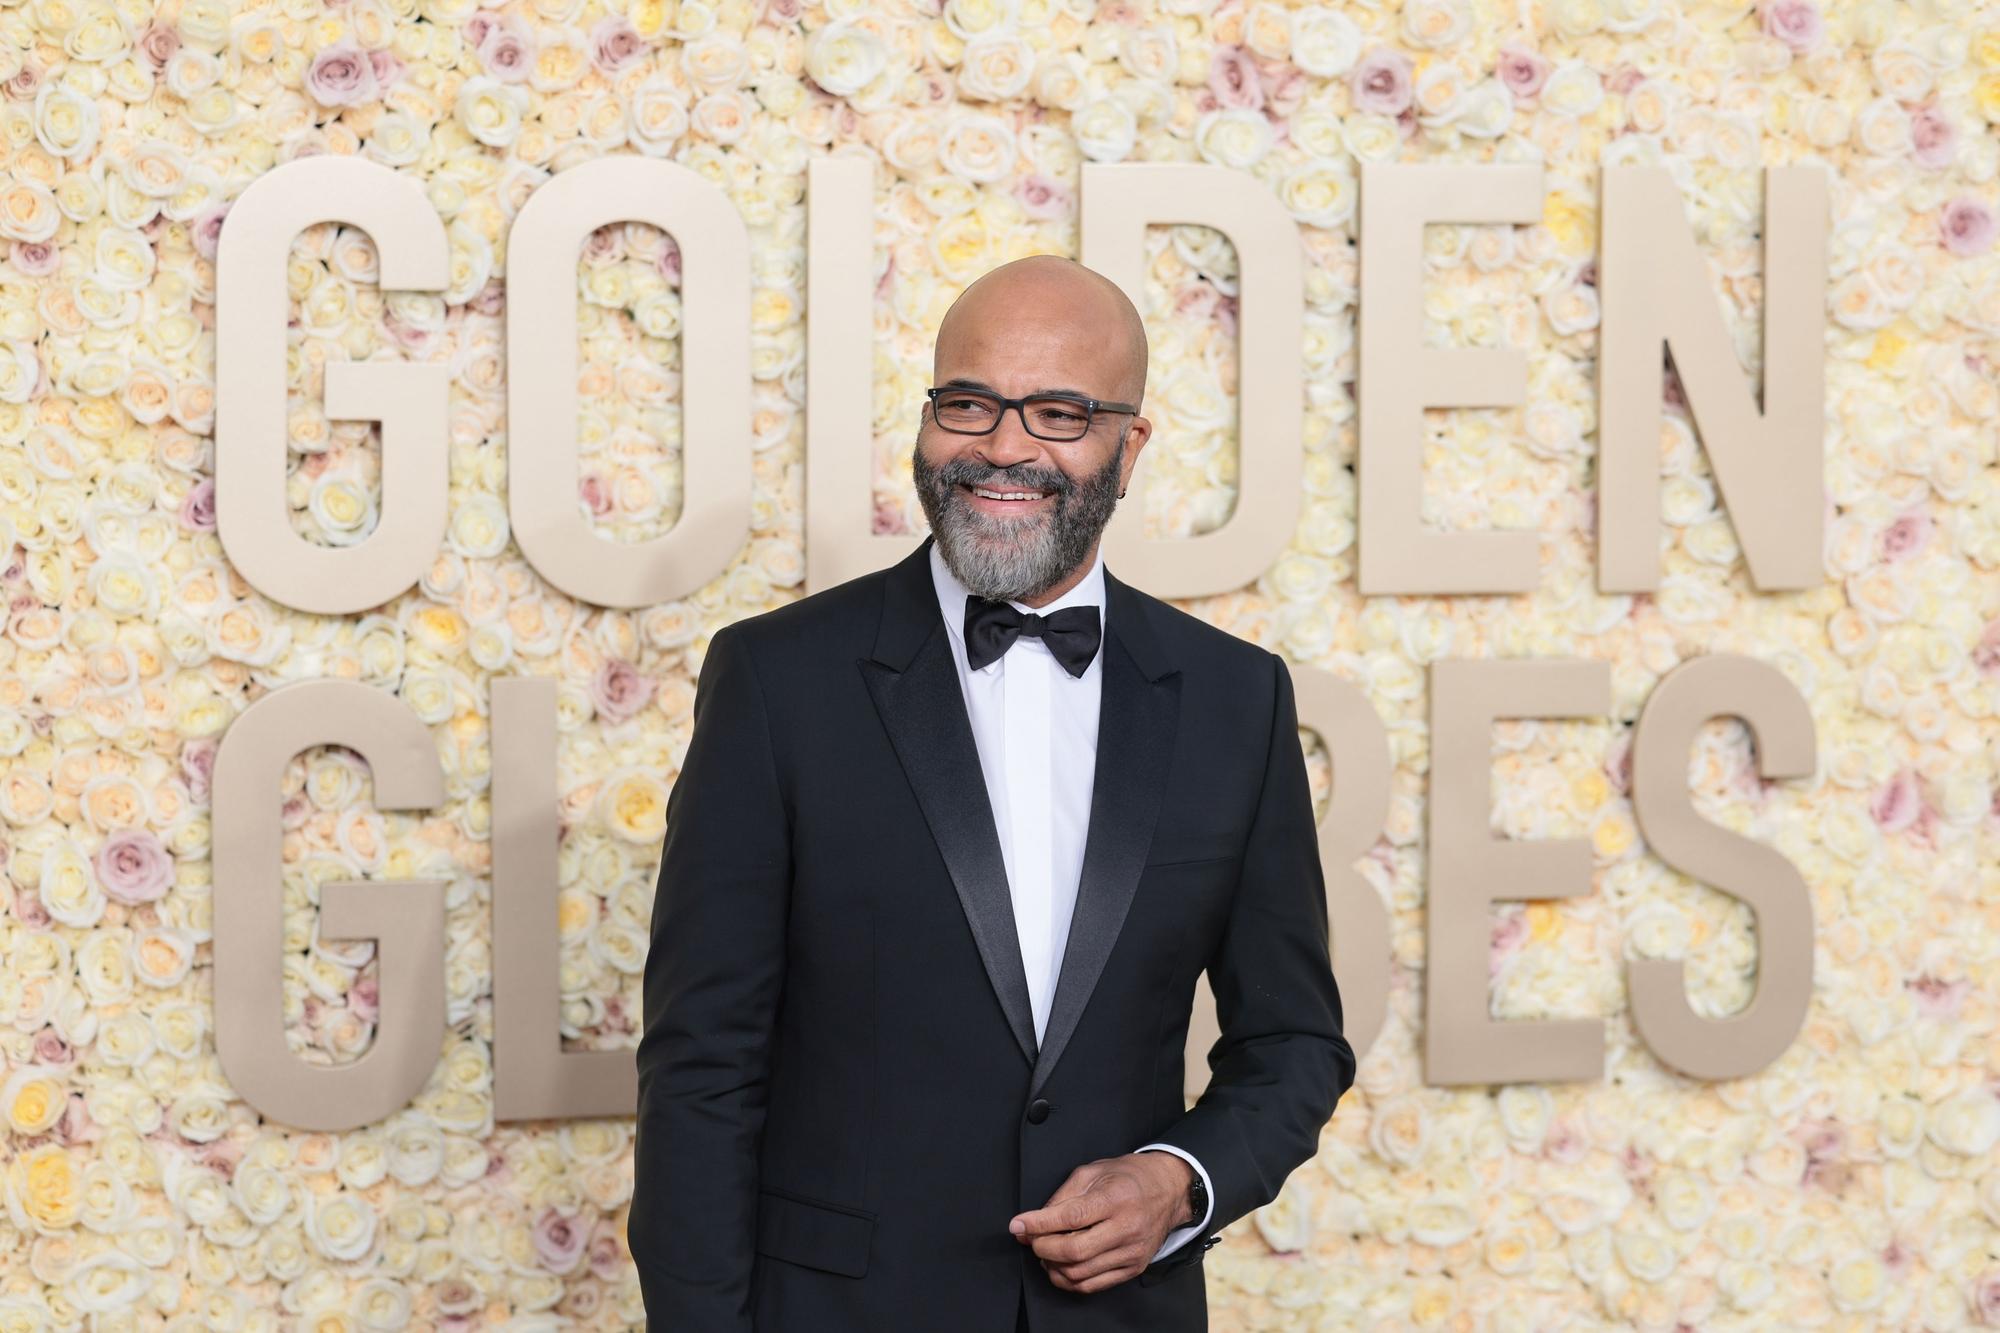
[975, 407, 1044, 469]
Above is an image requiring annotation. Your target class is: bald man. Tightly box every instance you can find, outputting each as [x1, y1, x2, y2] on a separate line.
[632, 257, 1353, 1332]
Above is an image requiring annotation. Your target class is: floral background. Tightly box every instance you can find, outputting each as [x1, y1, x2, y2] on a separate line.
[1, 0, 1998, 1324]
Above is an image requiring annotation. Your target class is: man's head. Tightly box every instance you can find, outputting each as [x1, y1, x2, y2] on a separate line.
[911, 255, 1153, 606]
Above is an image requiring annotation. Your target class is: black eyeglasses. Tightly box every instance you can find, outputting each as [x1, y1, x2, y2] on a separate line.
[925, 387, 1139, 443]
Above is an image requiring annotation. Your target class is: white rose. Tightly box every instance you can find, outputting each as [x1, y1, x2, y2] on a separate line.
[804, 20, 887, 97]
[957, 32, 1033, 101]
[937, 113, 1017, 182]
[1290, 9, 1361, 76]
[1072, 98, 1136, 162]
[628, 78, 690, 156]
[1539, 61, 1604, 118]
[1401, 0, 1471, 49]
[1194, 107, 1273, 169]
[1927, 1088, 2000, 1157]
[456, 76, 526, 148]
[305, 1193, 378, 1263]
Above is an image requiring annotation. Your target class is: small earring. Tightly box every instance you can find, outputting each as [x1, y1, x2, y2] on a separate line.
[1117, 488, 1126, 498]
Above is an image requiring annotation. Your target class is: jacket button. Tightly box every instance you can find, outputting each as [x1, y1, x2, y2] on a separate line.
[1026, 1098, 1051, 1124]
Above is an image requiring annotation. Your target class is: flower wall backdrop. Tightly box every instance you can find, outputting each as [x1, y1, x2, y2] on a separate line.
[1, 0, 1998, 1326]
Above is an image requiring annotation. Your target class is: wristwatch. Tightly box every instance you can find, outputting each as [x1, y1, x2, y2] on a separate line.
[1182, 1171, 1208, 1230]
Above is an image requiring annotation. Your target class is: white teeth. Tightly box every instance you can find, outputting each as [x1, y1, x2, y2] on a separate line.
[972, 487, 1044, 501]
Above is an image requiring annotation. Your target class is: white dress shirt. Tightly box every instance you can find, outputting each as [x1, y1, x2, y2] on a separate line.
[930, 541, 1214, 1262]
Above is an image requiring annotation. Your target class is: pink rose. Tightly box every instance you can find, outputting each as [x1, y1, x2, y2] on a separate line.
[1974, 620, 2000, 677]
[350, 975, 380, 1023]
[32, 1028, 71, 1065]
[1496, 46, 1550, 99]
[1907, 974, 1968, 1020]
[463, 13, 498, 49]
[1208, 46, 1264, 111]
[1869, 769, 1922, 834]
[479, 20, 535, 83]
[1971, 1268, 2000, 1325]
[191, 204, 229, 261]
[579, 473, 612, 518]
[1879, 509, 1931, 561]
[1172, 280, 1219, 321]
[14, 889, 50, 929]
[1940, 196, 1997, 258]
[6, 64, 41, 99]
[1012, 174, 1072, 221]
[180, 738, 217, 803]
[656, 235, 682, 285]
[138, 22, 179, 68]
[591, 659, 656, 723]
[9, 239, 59, 277]
[1260, 61, 1305, 119]
[532, 1208, 589, 1275]
[1488, 912, 1527, 978]
[1761, 0, 1822, 52]
[306, 42, 378, 107]
[57, 1093, 97, 1146]
[95, 828, 174, 905]
[368, 49, 404, 90]
[1910, 104, 1956, 169]
[587, 1230, 626, 1281]
[179, 477, 216, 532]
[590, 15, 645, 73]
[1349, 47, 1414, 116]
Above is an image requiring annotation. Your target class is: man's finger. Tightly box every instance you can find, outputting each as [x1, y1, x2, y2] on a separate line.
[1029, 1216, 1125, 1266]
[1047, 1243, 1145, 1285]
[1010, 1188, 1113, 1239]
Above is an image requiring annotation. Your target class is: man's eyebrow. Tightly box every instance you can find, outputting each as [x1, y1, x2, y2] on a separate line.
[937, 377, 1095, 398]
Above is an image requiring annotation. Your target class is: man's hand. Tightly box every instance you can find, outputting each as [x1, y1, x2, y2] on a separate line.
[1007, 1152, 1195, 1294]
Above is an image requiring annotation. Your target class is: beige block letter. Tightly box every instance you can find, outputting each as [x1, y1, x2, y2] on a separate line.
[1357, 164, 1545, 595]
[1427, 658, 1608, 1085]
[213, 681, 447, 1130]
[1186, 663, 1392, 1097]
[1628, 655, 1815, 1078]
[215, 158, 450, 614]
[491, 678, 639, 1120]
[507, 157, 751, 607]
[804, 156, 912, 594]
[1083, 163, 1304, 598]
[1597, 166, 1827, 592]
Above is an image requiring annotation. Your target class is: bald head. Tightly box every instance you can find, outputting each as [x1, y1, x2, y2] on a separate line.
[935, 255, 1149, 407]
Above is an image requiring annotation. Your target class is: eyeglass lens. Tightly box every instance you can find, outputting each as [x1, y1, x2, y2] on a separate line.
[933, 390, 1092, 441]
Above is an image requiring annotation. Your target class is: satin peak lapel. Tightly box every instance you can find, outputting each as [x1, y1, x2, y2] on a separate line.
[858, 538, 1038, 1066]
[1030, 566, 1180, 1098]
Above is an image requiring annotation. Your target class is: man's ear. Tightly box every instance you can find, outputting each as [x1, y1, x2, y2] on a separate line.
[1118, 416, 1153, 492]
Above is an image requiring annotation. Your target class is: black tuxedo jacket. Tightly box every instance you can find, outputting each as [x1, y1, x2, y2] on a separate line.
[631, 534, 1354, 1331]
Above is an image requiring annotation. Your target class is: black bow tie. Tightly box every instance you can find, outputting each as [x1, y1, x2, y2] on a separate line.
[963, 597, 1102, 677]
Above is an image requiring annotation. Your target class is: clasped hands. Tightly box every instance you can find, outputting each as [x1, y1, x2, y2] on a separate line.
[1006, 1151, 1194, 1294]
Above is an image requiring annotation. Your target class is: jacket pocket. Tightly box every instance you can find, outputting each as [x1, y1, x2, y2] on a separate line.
[1143, 831, 1243, 868]
[755, 1187, 875, 1278]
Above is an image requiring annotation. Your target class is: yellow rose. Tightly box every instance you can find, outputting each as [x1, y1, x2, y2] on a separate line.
[8, 1145, 81, 1232]
[601, 771, 668, 843]
[4, 1068, 66, 1135]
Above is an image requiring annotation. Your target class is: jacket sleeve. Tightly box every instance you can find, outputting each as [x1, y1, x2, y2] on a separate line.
[630, 624, 790, 1330]
[1143, 649, 1355, 1243]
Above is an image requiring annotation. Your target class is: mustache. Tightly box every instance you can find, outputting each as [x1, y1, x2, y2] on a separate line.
[932, 456, 1072, 496]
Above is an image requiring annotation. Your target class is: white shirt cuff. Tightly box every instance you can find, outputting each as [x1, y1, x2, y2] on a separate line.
[1135, 1143, 1213, 1262]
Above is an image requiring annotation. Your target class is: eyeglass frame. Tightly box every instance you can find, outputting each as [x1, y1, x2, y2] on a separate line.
[923, 385, 1141, 442]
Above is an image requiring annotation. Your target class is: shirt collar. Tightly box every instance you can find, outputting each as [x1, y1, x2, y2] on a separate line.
[930, 538, 1107, 664]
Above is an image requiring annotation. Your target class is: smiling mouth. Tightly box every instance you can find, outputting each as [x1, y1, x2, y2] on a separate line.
[959, 482, 1054, 509]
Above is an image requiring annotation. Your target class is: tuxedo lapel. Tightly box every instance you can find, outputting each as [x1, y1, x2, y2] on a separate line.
[1030, 566, 1179, 1097]
[859, 537, 1039, 1066]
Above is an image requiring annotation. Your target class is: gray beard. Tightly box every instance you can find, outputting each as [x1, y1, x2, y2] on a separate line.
[911, 429, 1126, 604]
